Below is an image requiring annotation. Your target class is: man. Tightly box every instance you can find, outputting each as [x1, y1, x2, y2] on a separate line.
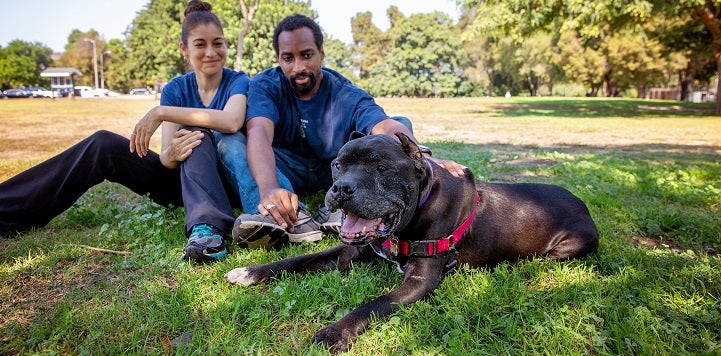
[231, 14, 466, 249]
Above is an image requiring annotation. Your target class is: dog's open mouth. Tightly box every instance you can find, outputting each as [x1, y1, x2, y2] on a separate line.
[339, 210, 398, 245]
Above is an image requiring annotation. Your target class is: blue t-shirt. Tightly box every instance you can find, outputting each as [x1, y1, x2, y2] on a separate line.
[246, 67, 388, 160]
[161, 67, 250, 110]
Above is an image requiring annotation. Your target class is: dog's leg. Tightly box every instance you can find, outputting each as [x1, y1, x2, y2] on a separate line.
[313, 256, 445, 353]
[225, 245, 371, 286]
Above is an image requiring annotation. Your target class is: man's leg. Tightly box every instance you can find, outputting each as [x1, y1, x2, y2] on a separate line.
[214, 131, 294, 214]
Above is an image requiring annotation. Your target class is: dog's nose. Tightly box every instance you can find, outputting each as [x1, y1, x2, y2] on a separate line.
[329, 179, 355, 201]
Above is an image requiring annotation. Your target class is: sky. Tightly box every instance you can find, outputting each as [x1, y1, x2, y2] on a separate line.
[0, 0, 460, 53]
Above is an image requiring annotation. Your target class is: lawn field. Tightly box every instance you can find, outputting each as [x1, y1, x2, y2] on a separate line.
[1, 96, 720, 354]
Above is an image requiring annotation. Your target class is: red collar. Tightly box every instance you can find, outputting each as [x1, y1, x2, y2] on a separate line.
[382, 193, 480, 257]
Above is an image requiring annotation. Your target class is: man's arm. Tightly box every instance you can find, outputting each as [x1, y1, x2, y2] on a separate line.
[246, 117, 300, 230]
[370, 119, 467, 177]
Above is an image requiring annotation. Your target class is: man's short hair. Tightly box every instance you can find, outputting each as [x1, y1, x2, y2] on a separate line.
[273, 14, 324, 55]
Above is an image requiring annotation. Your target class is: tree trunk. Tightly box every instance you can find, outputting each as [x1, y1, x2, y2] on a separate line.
[695, 5, 721, 115]
[715, 65, 721, 114]
[235, 0, 260, 71]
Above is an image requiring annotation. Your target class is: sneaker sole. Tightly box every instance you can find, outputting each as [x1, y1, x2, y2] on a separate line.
[233, 221, 289, 250]
[181, 246, 228, 263]
[288, 230, 323, 243]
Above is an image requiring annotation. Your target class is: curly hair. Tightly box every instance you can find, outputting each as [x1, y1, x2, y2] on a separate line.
[272, 14, 323, 55]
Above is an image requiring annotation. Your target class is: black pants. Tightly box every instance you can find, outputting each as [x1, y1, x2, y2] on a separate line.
[0, 129, 235, 237]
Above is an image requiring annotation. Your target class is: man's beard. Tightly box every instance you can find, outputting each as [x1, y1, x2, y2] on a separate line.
[290, 71, 317, 96]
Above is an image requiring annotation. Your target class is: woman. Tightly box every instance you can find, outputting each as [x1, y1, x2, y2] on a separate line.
[0, 0, 248, 263]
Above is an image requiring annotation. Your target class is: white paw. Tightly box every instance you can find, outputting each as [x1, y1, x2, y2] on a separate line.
[224, 267, 257, 286]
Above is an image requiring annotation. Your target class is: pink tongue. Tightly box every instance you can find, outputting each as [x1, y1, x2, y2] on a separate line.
[342, 213, 383, 234]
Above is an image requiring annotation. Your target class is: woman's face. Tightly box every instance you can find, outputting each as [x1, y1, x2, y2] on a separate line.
[181, 23, 227, 76]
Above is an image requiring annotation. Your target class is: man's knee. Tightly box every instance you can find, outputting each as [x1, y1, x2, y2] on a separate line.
[391, 116, 413, 133]
[215, 131, 248, 163]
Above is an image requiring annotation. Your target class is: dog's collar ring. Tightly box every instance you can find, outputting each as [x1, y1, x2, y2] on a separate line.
[382, 193, 480, 257]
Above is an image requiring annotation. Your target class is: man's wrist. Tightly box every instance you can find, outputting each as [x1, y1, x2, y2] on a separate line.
[417, 144, 432, 157]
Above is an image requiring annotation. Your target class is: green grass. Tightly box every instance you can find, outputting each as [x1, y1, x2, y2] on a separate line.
[1, 97, 720, 354]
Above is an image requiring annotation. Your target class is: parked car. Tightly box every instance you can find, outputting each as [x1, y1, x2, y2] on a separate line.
[52, 88, 72, 97]
[25, 87, 48, 98]
[129, 88, 151, 95]
[3, 89, 31, 98]
[74, 86, 95, 98]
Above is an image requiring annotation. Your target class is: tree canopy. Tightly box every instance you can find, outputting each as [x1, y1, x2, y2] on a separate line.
[0, 0, 717, 107]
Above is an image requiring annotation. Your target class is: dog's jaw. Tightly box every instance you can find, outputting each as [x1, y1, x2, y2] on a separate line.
[339, 210, 402, 245]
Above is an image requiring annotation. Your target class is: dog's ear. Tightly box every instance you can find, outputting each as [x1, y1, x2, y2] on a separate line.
[395, 132, 426, 171]
[348, 131, 366, 141]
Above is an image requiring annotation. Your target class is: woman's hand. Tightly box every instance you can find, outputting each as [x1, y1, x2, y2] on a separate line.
[159, 129, 204, 169]
[130, 106, 163, 157]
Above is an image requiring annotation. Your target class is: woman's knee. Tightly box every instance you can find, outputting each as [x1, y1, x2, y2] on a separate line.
[86, 130, 128, 154]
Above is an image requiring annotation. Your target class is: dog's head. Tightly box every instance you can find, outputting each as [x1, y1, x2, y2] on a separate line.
[325, 131, 428, 245]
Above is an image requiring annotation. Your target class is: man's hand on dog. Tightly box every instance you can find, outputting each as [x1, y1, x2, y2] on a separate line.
[429, 157, 467, 178]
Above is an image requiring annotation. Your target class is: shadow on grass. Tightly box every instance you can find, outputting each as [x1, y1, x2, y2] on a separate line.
[465, 98, 716, 118]
[1, 139, 719, 354]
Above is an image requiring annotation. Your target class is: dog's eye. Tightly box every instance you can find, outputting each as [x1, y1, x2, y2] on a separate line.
[332, 161, 340, 170]
[377, 165, 387, 172]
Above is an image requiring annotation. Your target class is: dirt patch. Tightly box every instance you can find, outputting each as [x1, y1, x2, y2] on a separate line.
[637, 105, 714, 113]
[505, 158, 556, 167]
[626, 235, 719, 257]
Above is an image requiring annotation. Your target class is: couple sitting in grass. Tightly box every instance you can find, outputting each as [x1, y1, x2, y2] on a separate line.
[0, 1, 463, 263]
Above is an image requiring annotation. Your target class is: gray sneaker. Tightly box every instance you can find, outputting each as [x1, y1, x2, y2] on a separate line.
[232, 206, 322, 249]
[288, 207, 323, 243]
[315, 204, 342, 235]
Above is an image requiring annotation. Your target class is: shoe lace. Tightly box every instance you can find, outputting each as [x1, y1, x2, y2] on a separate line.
[190, 223, 215, 239]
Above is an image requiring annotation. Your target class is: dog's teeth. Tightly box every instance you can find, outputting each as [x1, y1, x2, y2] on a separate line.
[361, 226, 367, 234]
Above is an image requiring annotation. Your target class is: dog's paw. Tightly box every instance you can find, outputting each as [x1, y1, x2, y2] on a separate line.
[313, 325, 355, 354]
[224, 267, 259, 286]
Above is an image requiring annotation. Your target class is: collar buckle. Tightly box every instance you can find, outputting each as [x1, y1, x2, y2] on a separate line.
[408, 240, 437, 257]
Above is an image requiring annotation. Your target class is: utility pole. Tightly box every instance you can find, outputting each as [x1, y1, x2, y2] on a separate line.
[83, 38, 98, 90]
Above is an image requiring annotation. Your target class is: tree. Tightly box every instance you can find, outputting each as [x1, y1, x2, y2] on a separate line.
[553, 30, 607, 96]
[215, 0, 315, 75]
[323, 38, 357, 81]
[361, 11, 470, 97]
[123, 0, 185, 88]
[604, 32, 666, 97]
[350, 11, 390, 79]
[460, 0, 721, 113]
[235, 0, 259, 71]
[0, 40, 54, 89]
[56, 30, 108, 88]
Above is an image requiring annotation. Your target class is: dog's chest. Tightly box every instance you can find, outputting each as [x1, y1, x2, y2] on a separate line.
[370, 243, 405, 273]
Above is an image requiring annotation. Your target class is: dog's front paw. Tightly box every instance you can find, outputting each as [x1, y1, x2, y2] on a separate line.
[224, 267, 261, 286]
[313, 324, 356, 354]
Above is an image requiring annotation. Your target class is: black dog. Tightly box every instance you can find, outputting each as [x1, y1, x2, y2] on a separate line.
[225, 132, 599, 353]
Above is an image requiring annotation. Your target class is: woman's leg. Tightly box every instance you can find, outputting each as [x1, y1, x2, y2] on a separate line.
[179, 127, 236, 235]
[0, 130, 181, 237]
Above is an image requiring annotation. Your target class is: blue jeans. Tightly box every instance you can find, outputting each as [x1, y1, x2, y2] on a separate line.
[214, 116, 413, 214]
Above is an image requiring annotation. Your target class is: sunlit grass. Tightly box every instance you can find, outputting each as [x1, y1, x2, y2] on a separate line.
[1, 97, 719, 354]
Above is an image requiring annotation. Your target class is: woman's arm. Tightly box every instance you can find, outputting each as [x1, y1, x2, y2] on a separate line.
[130, 93, 247, 157]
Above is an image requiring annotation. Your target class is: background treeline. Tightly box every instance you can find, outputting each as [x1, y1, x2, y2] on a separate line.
[0, 0, 717, 102]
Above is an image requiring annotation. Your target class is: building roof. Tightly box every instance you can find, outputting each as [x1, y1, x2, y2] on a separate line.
[41, 67, 83, 77]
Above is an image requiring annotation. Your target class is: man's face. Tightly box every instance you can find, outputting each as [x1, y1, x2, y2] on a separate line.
[277, 27, 324, 100]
